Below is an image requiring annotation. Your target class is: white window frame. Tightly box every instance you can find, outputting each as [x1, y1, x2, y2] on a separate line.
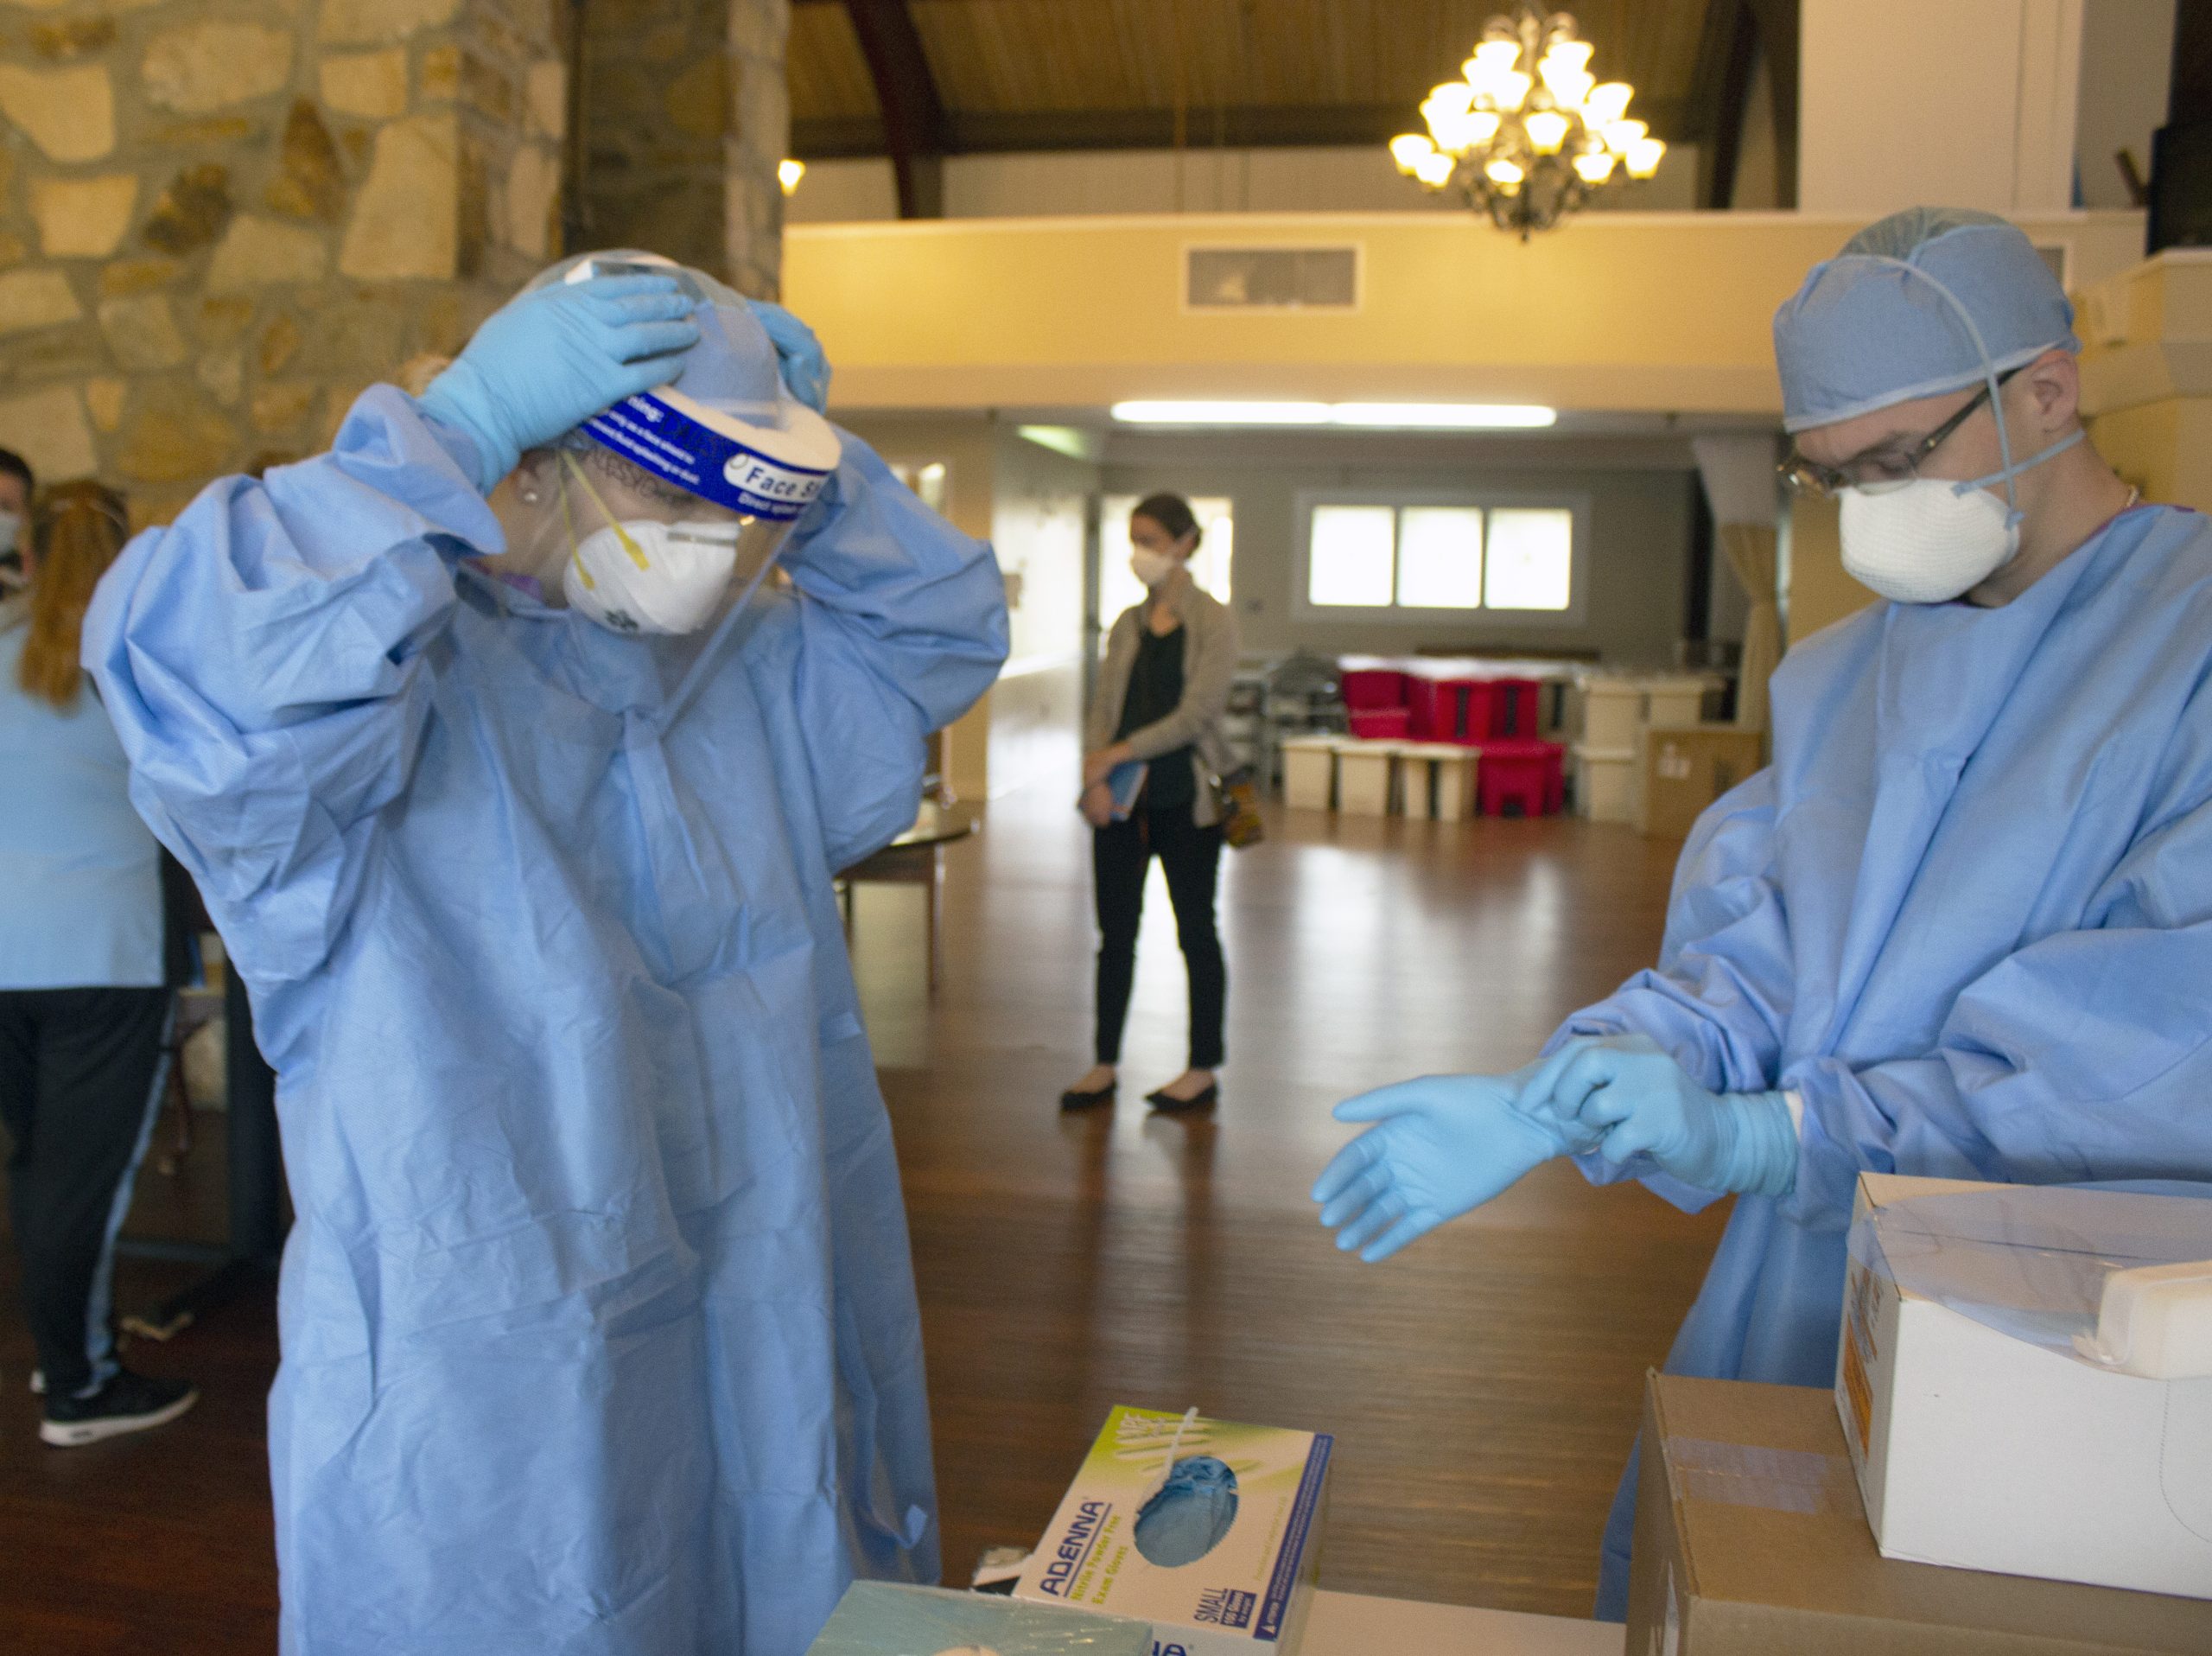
[1292, 487, 1592, 627]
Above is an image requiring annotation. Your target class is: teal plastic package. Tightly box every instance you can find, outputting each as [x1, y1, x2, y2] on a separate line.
[806, 1582, 1154, 1656]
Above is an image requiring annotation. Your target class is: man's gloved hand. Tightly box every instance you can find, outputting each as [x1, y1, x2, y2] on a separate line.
[747, 298, 830, 414]
[1519, 1033, 1798, 1198]
[1312, 1067, 1599, 1262]
[418, 274, 701, 493]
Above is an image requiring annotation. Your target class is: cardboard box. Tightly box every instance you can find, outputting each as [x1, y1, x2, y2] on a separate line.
[1628, 1373, 2212, 1653]
[1014, 1406, 1332, 1656]
[1838, 1174, 2212, 1599]
[1637, 723, 1764, 839]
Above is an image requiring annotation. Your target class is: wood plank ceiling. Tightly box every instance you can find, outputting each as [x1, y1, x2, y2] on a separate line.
[789, 0, 1788, 218]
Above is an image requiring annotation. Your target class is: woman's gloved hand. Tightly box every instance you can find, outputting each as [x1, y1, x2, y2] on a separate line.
[1521, 1033, 1798, 1197]
[418, 273, 701, 493]
[746, 298, 830, 413]
[1312, 1067, 1599, 1262]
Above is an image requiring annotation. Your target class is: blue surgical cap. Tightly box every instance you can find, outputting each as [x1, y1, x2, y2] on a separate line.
[1772, 208, 2079, 433]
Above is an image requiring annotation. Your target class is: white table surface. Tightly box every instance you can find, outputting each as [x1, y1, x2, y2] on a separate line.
[1302, 1590, 1625, 1656]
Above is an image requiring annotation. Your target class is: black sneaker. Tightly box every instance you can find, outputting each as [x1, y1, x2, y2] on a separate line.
[41, 1368, 199, 1447]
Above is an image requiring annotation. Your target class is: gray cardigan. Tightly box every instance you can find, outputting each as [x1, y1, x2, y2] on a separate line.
[1086, 578, 1240, 827]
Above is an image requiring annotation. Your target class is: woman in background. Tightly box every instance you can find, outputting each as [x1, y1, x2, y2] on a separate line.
[0, 480, 198, 1444]
[1065, 493, 1238, 1114]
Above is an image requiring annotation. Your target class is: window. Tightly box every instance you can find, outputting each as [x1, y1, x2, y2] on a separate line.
[1396, 506, 1486, 608]
[1300, 497, 1580, 618]
[1484, 508, 1574, 610]
[1307, 506, 1395, 607]
[1096, 494, 1234, 632]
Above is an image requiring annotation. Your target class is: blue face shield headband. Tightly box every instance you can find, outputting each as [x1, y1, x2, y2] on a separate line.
[557, 258, 840, 525]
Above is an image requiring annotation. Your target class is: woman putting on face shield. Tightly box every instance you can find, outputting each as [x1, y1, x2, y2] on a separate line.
[82, 253, 1009, 1656]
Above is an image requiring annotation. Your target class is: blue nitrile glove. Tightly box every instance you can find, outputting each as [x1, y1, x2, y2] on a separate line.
[1521, 1033, 1798, 1197]
[418, 273, 702, 493]
[747, 297, 830, 413]
[1312, 1066, 1601, 1263]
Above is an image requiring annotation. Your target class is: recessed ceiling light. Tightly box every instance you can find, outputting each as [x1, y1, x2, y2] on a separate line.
[1109, 400, 1557, 430]
[1331, 403, 1556, 429]
[1110, 400, 1334, 426]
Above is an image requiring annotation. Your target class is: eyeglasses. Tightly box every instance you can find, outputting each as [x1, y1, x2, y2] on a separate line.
[1779, 369, 2019, 499]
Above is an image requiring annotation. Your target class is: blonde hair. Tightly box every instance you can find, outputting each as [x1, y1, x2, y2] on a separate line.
[17, 480, 129, 710]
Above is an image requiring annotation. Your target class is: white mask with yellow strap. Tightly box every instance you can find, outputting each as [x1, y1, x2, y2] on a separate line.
[557, 454, 750, 635]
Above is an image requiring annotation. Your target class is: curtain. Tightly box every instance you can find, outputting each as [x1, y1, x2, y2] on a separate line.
[1719, 521, 1780, 734]
[1693, 435, 1783, 735]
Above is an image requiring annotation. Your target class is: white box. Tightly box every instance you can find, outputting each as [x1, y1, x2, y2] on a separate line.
[1836, 1173, 2212, 1600]
[1639, 673, 1712, 726]
[1572, 678, 1643, 748]
[1569, 744, 1637, 823]
[1278, 737, 1336, 811]
[1332, 741, 1397, 817]
[1396, 743, 1476, 821]
[1014, 1406, 1333, 1656]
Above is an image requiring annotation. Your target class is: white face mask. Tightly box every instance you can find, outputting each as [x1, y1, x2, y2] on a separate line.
[1130, 547, 1178, 589]
[556, 455, 743, 635]
[1839, 428, 2083, 605]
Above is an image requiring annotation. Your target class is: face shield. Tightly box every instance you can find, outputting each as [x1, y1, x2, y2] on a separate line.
[531, 252, 842, 633]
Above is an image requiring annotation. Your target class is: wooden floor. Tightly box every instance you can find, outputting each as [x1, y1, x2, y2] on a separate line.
[0, 783, 1719, 1648]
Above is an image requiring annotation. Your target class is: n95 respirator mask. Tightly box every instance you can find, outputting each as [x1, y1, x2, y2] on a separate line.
[558, 457, 746, 635]
[1839, 426, 2083, 607]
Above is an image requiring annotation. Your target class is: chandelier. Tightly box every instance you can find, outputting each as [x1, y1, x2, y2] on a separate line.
[1389, 3, 1666, 239]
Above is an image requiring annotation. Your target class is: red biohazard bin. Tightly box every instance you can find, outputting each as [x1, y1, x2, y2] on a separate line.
[1346, 707, 1411, 740]
[1409, 678, 1491, 744]
[1484, 678, 1544, 738]
[1477, 738, 1566, 817]
[1340, 668, 1409, 711]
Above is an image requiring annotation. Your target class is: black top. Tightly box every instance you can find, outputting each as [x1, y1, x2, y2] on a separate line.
[1115, 623, 1195, 810]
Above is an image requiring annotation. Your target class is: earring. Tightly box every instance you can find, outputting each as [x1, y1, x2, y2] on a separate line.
[520, 487, 542, 504]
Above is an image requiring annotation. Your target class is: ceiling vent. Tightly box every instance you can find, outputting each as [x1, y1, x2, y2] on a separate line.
[1186, 245, 1359, 311]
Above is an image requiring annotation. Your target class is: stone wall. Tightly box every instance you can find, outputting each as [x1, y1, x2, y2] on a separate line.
[579, 0, 787, 298]
[0, 0, 788, 524]
[0, 0, 569, 523]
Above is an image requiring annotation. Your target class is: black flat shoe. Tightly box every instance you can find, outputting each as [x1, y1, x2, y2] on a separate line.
[1146, 1083, 1217, 1113]
[1060, 1081, 1116, 1111]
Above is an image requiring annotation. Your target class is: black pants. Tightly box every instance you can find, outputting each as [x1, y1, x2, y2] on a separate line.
[1093, 807, 1226, 1068]
[0, 988, 169, 1396]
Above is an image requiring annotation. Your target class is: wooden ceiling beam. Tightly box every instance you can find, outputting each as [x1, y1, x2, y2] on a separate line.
[1685, 0, 1799, 209]
[841, 0, 950, 217]
[1748, 0, 1800, 210]
[796, 98, 1691, 160]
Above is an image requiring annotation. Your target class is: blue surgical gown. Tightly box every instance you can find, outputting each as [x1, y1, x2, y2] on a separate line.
[80, 388, 1009, 1655]
[1557, 505, 2212, 1615]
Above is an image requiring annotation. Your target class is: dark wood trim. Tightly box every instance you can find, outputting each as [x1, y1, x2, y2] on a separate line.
[841, 0, 950, 217]
[1749, 0, 1800, 209]
[1700, 1, 1759, 210]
